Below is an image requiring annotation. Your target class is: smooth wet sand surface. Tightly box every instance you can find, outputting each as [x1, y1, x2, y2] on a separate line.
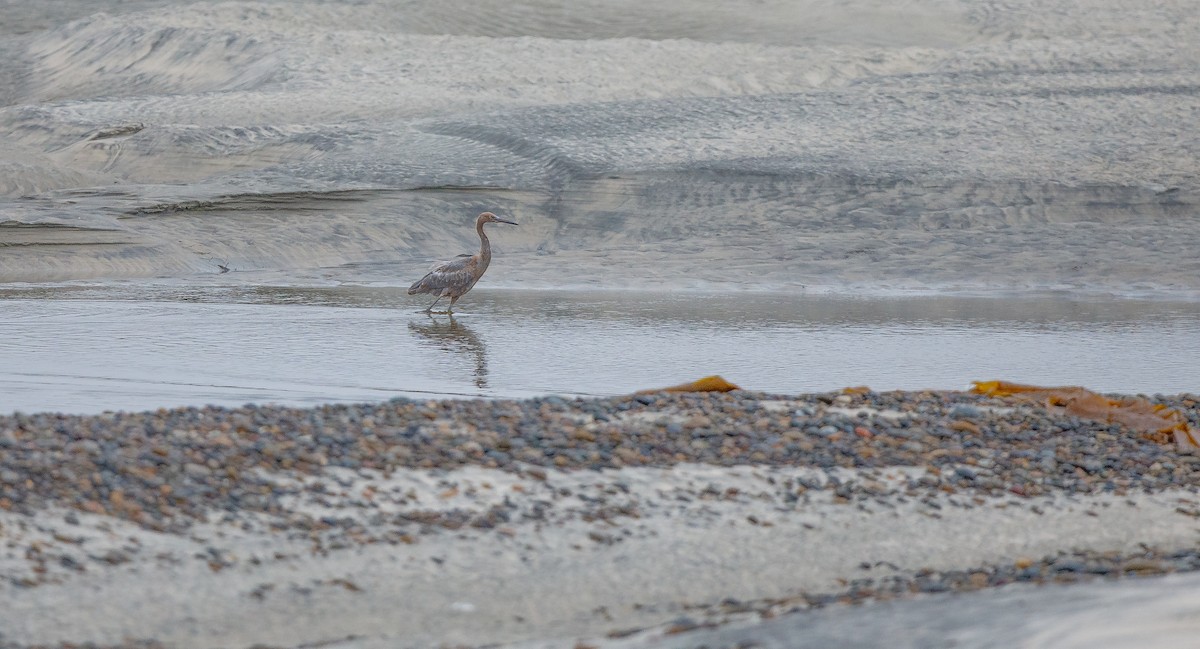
[2, 1, 1199, 295]
[597, 570, 1200, 649]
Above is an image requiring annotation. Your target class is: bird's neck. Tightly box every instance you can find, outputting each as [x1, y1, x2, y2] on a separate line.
[477, 221, 492, 264]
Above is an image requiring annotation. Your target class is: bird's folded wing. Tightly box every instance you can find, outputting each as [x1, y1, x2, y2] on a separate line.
[410, 255, 477, 292]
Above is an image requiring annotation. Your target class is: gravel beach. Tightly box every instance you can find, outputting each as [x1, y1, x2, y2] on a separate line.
[2, 388, 1198, 647]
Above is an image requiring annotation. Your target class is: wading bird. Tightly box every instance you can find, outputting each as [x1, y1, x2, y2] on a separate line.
[408, 211, 518, 313]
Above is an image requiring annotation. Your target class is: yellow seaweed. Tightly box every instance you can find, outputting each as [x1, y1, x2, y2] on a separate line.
[971, 380, 1199, 451]
[637, 375, 741, 394]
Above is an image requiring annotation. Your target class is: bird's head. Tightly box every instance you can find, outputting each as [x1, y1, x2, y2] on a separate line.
[478, 211, 518, 226]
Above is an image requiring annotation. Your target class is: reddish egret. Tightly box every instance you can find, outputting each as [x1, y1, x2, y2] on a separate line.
[408, 211, 518, 313]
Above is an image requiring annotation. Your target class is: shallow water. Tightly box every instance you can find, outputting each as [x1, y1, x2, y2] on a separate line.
[3, 286, 1198, 415]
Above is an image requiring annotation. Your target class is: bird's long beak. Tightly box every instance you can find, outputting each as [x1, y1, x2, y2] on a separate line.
[496, 218, 518, 225]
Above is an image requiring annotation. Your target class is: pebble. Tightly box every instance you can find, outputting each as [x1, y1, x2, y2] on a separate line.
[0, 389, 1196, 602]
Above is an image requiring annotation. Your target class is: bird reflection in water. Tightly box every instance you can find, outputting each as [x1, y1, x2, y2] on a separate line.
[408, 315, 489, 388]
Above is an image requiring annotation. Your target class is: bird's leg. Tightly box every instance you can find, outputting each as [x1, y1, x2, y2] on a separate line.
[447, 296, 459, 314]
[425, 296, 443, 313]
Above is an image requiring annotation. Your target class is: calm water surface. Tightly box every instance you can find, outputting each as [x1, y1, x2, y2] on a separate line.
[2, 286, 1198, 415]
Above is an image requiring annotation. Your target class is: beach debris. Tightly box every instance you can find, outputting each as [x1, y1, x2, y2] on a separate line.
[636, 375, 740, 394]
[971, 380, 1199, 451]
[87, 122, 145, 141]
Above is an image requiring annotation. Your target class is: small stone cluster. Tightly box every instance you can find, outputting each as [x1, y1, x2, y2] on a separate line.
[1, 390, 1197, 534]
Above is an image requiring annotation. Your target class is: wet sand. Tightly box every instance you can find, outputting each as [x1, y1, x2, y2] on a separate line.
[2, 1, 1199, 294]
[605, 571, 1200, 649]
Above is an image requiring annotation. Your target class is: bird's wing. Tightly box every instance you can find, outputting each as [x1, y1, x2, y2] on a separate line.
[408, 255, 478, 294]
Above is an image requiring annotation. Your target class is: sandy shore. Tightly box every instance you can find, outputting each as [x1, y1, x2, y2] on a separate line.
[2, 389, 1198, 647]
[3, 467, 1199, 647]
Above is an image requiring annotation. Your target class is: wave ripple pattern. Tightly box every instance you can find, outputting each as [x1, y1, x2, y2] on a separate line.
[0, 0, 1198, 294]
